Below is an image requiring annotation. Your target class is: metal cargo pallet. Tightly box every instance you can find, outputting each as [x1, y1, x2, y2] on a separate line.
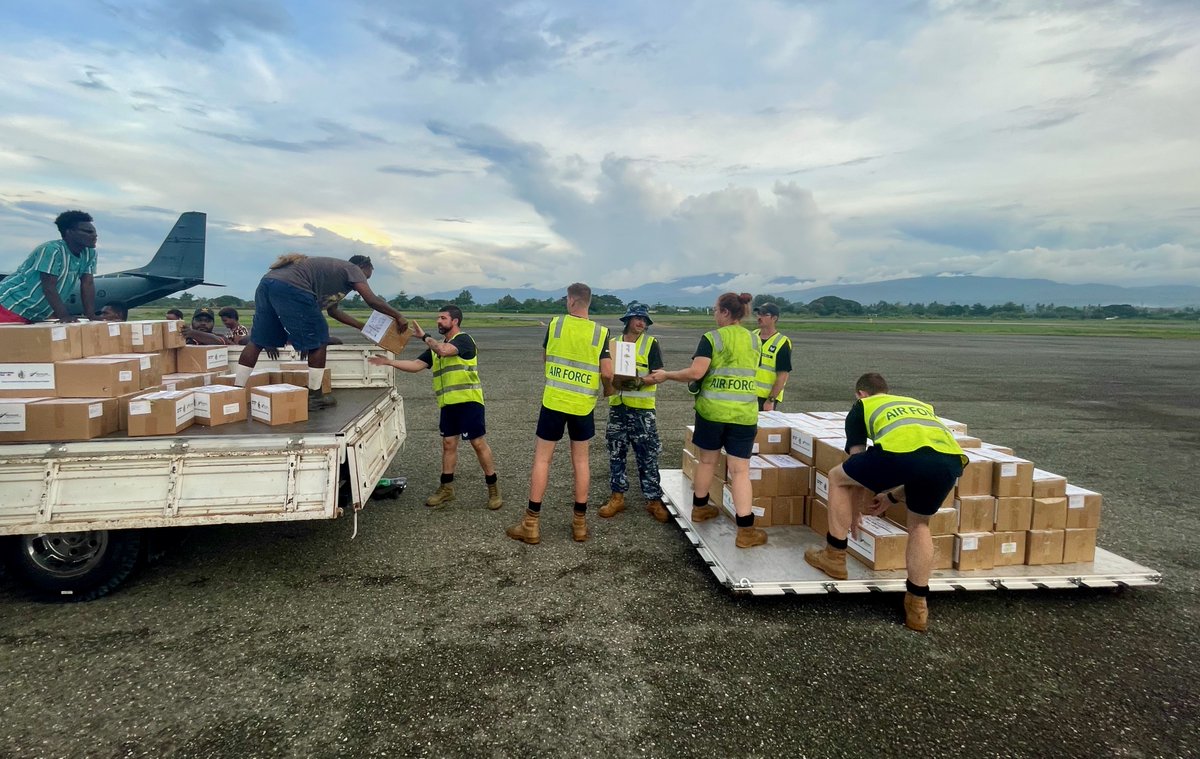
[660, 470, 1162, 596]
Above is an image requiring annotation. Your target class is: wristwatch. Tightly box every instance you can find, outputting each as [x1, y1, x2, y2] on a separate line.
[767, 397, 779, 405]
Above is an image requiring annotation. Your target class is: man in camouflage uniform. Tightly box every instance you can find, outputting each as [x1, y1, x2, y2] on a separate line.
[599, 304, 668, 522]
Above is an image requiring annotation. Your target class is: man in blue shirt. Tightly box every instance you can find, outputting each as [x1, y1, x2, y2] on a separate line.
[0, 210, 97, 323]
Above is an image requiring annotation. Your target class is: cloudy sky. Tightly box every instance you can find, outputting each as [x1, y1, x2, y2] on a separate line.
[1, 0, 1198, 300]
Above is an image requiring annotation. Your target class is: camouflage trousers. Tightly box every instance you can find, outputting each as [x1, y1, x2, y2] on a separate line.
[606, 405, 662, 500]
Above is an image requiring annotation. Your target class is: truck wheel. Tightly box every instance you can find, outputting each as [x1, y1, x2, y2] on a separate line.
[2, 530, 143, 602]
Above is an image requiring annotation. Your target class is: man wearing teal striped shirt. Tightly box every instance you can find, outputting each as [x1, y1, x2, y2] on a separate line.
[0, 210, 97, 324]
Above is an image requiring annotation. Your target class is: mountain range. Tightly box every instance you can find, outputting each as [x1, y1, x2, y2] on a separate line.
[429, 274, 1200, 308]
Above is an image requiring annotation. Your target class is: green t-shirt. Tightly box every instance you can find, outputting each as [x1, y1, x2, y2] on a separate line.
[0, 240, 97, 321]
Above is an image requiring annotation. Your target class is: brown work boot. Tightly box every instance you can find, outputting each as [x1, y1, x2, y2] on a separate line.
[572, 512, 589, 542]
[598, 492, 625, 518]
[505, 509, 540, 545]
[691, 504, 720, 522]
[735, 526, 768, 548]
[646, 499, 669, 523]
[307, 389, 337, 411]
[425, 483, 455, 509]
[486, 481, 504, 510]
[804, 545, 849, 580]
[904, 593, 929, 633]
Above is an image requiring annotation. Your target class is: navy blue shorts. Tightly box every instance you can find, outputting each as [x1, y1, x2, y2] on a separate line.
[250, 278, 330, 352]
[440, 402, 486, 440]
[536, 405, 595, 442]
[841, 446, 965, 515]
[692, 411, 757, 459]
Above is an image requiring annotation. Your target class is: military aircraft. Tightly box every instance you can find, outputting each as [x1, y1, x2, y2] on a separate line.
[0, 211, 220, 315]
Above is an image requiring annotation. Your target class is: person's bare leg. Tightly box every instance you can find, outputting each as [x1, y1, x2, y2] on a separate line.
[569, 440, 590, 504]
[470, 435, 496, 476]
[442, 435, 459, 476]
[238, 342, 263, 368]
[904, 513, 933, 632]
[693, 448, 717, 501]
[528, 438, 556, 504]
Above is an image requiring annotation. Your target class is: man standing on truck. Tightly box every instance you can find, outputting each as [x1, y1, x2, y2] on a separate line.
[368, 305, 503, 511]
[235, 254, 407, 412]
[0, 210, 97, 324]
[753, 302, 791, 411]
[803, 372, 966, 633]
[506, 283, 613, 545]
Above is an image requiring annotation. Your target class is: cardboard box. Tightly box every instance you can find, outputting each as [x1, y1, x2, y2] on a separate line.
[993, 530, 1027, 567]
[741, 456, 780, 498]
[760, 454, 811, 496]
[887, 504, 959, 536]
[1025, 529, 1065, 565]
[608, 338, 639, 380]
[931, 534, 954, 570]
[814, 471, 830, 502]
[54, 357, 142, 398]
[126, 390, 196, 437]
[101, 353, 163, 388]
[808, 498, 829, 538]
[175, 345, 230, 374]
[1031, 497, 1068, 531]
[994, 496, 1033, 532]
[719, 486, 773, 528]
[789, 426, 843, 466]
[848, 515, 908, 570]
[682, 448, 697, 480]
[128, 321, 165, 353]
[774, 495, 806, 526]
[0, 397, 53, 442]
[956, 450, 994, 496]
[980, 441, 1014, 455]
[160, 373, 208, 391]
[753, 424, 791, 455]
[249, 384, 308, 426]
[214, 370, 273, 389]
[107, 322, 135, 353]
[117, 384, 161, 430]
[1065, 484, 1103, 529]
[954, 532, 996, 571]
[1032, 468, 1068, 499]
[360, 310, 410, 354]
[953, 434, 981, 448]
[192, 385, 248, 427]
[25, 398, 118, 441]
[77, 322, 108, 357]
[280, 367, 331, 394]
[162, 318, 185, 349]
[0, 323, 83, 362]
[974, 448, 1034, 497]
[0, 363, 57, 397]
[158, 349, 177, 375]
[813, 437, 849, 474]
[954, 495, 994, 534]
[1062, 528, 1098, 564]
[938, 417, 969, 434]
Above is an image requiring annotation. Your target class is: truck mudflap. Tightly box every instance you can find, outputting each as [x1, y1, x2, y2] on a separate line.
[659, 470, 1162, 596]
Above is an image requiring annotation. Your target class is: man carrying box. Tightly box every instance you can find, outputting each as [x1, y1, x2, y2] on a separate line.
[804, 372, 966, 633]
[753, 302, 791, 411]
[598, 304, 668, 523]
[235, 254, 407, 411]
[368, 305, 503, 511]
[0, 210, 97, 324]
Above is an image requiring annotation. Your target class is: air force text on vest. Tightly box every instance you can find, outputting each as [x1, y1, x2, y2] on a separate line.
[885, 404, 935, 420]
[548, 365, 595, 384]
[709, 376, 755, 392]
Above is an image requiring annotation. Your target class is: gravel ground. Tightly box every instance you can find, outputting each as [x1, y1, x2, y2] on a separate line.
[1, 324, 1196, 759]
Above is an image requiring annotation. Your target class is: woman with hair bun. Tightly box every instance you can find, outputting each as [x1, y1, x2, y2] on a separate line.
[649, 292, 767, 549]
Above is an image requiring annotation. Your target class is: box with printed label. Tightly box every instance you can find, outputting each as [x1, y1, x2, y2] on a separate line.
[980, 441, 1014, 455]
[162, 318, 185, 349]
[931, 534, 954, 570]
[993, 530, 1027, 567]
[682, 448, 697, 480]
[175, 345, 230, 373]
[760, 454, 811, 496]
[886, 504, 959, 536]
[0, 397, 53, 442]
[192, 385, 248, 427]
[813, 437, 848, 474]
[0, 363, 57, 398]
[1031, 497, 1068, 531]
[214, 370, 273, 389]
[100, 353, 162, 388]
[1032, 468, 1068, 499]
[973, 448, 1034, 497]
[608, 338, 639, 380]
[360, 310, 410, 354]
[23, 397, 118, 441]
[788, 425, 843, 465]
[126, 390, 195, 437]
[813, 470, 830, 502]
[1065, 484, 1103, 529]
[954, 532, 996, 571]
[994, 496, 1033, 531]
[1025, 529, 1065, 565]
[280, 367, 331, 394]
[127, 321, 165, 353]
[249, 384, 308, 426]
[738, 456, 779, 498]
[54, 357, 142, 398]
[954, 495, 994, 534]
[848, 515, 908, 570]
[160, 373, 208, 391]
[117, 385, 161, 430]
[956, 450, 994, 496]
[0, 323, 83, 362]
[807, 497, 829, 537]
[753, 424, 791, 455]
[1062, 528, 1097, 564]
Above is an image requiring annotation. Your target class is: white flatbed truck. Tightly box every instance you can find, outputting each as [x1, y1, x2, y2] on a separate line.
[659, 470, 1162, 595]
[0, 345, 406, 601]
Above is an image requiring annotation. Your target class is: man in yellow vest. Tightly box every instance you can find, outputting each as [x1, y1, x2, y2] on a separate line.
[507, 283, 613, 545]
[369, 305, 502, 511]
[804, 372, 966, 633]
[753, 302, 791, 411]
[598, 304, 667, 523]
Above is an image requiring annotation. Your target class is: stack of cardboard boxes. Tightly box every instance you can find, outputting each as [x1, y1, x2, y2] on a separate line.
[0, 321, 314, 441]
[680, 408, 1104, 569]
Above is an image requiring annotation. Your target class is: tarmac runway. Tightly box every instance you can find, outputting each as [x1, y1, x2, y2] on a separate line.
[2, 323, 1197, 758]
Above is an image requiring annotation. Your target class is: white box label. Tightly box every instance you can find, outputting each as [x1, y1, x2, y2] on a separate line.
[0, 364, 56, 390]
[223, 403, 240, 415]
[142, 324, 154, 335]
[139, 356, 151, 369]
[0, 404, 27, 432]
[751, 442, 760, 453]
[88, 402, 103, 419]
[118, 370, 133, 382]
[768, 433, 782, 443]
[108, 323, 121, 337]
[205, 348, 229, 370]
[129, 401, 151, 416]
[194, 394, 211, 417]
[175, 397, 195, 424]
[167, 321, 179, 333]
[962, 535, 979, 551]
[361, 311, 393, 344]
[131, 329, 143, 346]
[751, 506, 765, 518]
[51, 326, 67, 341]
[791, 430, 814, 458]
[250, 394, 271, 421]
[749, 469, 761, 481]
[1001, 541, 1018, 555]
[1069, 495, 1084, 510]
[848, 531, 876, 561]
[815, 472, 829, 500]
[1000, 463, 1017, 477]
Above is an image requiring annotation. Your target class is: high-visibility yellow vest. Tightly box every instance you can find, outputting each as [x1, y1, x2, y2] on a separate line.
[859, 393, 966, 463]
[431, 332, 483, 408]
[609, 333, 657, 410]
[753, 329, 791, 401]
[695, 325, 760, 425]
[543, 315, 607, 415]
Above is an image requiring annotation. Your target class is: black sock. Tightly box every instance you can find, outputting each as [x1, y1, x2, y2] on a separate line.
[735, 513, 754, 528]
[485, 472, 498, 485]
[906, 580, 930, 597]
[440, 473, 454, 484]
[826, 533, 848, 550]
[693, 493, 709, 507]
[574, 502, 587, 515]
[528, 500, 541, 514]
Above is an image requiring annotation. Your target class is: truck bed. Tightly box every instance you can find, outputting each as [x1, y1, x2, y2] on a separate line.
[660, 470, 1162, 595]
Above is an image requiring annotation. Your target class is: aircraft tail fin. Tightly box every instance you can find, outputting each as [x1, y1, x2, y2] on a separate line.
[134, 211, 207, 280]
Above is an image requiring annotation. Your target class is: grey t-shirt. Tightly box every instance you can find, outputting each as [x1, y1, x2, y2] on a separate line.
[264, 257, 367, 309]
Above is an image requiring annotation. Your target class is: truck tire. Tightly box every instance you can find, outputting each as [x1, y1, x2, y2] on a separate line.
[2, 530, 143, 602]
